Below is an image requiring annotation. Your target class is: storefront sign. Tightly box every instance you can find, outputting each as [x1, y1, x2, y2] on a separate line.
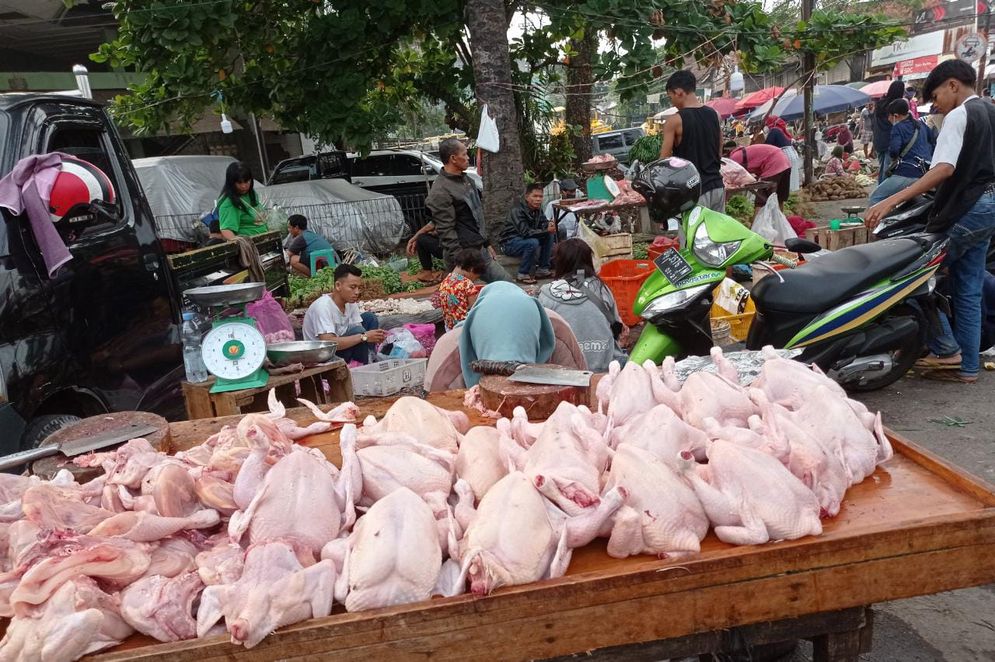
[893, 55, 940, 78]
[913, 0, 989, 35]
[955, 32, 987, 62]
[872, 31, 944, 68]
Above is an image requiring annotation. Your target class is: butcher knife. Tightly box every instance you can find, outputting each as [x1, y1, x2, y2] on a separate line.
[0, 423, 159, 471]
[507, 365, 593, 387]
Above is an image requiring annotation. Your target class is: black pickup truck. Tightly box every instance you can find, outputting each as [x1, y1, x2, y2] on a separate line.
[0, 94, 287, 451]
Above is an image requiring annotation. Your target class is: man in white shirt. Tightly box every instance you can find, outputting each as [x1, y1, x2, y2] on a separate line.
[302, 263, 385, 364]
[865, 59, 995, 384]
[545, 179, 580, 240]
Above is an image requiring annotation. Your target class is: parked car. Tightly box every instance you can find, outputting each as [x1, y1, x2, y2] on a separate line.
[591, 128, 645, 164]
[0, 93, 287, 451]
[266, 150, 350, 185]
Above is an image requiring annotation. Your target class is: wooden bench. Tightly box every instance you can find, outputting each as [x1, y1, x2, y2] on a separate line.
[180, 360, 352, 419]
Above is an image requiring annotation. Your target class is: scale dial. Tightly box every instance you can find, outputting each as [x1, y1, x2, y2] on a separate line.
[202, 321, 267, 380]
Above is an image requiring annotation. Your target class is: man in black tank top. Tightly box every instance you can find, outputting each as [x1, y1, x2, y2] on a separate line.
[660, 70, 725, 212]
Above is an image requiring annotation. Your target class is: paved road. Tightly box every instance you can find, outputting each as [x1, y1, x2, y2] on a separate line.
[780, 368, 995, 662]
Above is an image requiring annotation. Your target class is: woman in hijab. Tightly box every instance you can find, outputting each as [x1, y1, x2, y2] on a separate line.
[872, 81, 907, 183]
[764, 116, 793, 148]
[423, 281, 587, 391]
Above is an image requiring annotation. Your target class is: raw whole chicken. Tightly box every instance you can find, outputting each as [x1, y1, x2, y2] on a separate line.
[324, 487, 444, 612]
[679, 369, 755, 430]
[360, 397, 465, 453]
[607, 403, 709, 463]
[454, 426, 507, 503]
[602, 445, 709, 558]
[452, 473, 626, 595]
[751, 346, 846, 409]
[120, 571, 203, 642]
[600, 361, 666, 426]
[517, 402, 612, 515]
[196, 541, 335, 649]
[682, 440, 823, 545]
[0, 577, 132, 662]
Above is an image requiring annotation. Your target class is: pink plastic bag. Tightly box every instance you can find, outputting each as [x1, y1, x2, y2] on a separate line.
[404, 322, 437, 355]
[246, 290, 295, 343]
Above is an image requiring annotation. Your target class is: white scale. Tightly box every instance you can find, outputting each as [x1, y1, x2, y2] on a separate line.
[184, 283, 270, 393]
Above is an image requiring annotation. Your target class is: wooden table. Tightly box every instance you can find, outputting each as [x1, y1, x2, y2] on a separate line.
[180, 360, 352, 420]
[94, 393, 995, 662]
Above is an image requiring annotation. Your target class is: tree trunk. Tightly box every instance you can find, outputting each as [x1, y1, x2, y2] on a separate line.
[565, 31, 596, 166]
[465, 0, 525, 247]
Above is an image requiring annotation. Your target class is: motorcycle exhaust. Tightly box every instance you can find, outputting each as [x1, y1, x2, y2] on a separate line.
[833, 354, 894, 385]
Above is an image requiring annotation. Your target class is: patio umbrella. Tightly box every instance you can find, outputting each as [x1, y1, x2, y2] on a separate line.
[705, 97, 739, 118]
[860, 80, 894, 98]
[747, 90, 799, 121]
[846, 81, 869, 90]
[735, 87, 784, 111]
[764, 85, 871, 121]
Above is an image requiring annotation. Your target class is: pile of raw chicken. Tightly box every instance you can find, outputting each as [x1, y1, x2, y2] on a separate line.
[0, 347, 892, 661]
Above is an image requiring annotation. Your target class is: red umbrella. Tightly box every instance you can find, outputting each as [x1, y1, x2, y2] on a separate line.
[705, 97, 739, 118]
[860, 80, 894, 98]
[735, 87, 785, 111]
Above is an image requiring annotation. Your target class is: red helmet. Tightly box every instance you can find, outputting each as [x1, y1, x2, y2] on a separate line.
[47, 156, 116, 223]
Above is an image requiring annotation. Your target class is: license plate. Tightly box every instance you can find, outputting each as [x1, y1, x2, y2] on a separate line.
[654, 248, 694, 286]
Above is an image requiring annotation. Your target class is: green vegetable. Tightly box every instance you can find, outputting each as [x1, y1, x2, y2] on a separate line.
[628, 135, 663, 165]
[725, 195, 755, 228]
[632, 242, 649, 259]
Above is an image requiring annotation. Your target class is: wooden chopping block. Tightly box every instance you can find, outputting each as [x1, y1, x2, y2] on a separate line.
[478, 373, 590, 420]
[29, 411, 171, 481]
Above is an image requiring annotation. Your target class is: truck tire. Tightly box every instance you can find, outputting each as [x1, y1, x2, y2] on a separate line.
[22, 414, 82, 449]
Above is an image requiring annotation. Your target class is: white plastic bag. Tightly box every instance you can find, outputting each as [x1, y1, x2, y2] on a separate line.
[782, 145, 801, 192]
[383, 328, 426, 359]
[751, 194, 797, 247]
[477, 104, 500, 153]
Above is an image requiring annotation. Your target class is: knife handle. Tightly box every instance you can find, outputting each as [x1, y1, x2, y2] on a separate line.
[470, 360, 523, 376]
[0, 446, 59, 472]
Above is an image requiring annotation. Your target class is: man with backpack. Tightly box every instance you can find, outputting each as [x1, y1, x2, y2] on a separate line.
[867, 98, 934, 205]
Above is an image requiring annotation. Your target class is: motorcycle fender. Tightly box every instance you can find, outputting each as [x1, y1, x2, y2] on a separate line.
[633, 268, 725, 316]
[628, 324, 683, 365]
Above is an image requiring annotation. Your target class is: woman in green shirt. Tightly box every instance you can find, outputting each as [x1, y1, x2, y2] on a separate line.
[218, 161, 267, 238]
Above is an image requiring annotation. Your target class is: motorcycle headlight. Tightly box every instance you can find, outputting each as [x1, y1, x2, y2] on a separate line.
[692, 222, 741, 267]
[641, 284, 711, 320]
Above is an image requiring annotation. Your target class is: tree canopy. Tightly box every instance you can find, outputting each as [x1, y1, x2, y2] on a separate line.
[88, 1, 906, 151]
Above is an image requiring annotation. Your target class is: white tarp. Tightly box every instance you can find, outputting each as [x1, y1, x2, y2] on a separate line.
[133, 156, 405, 254]
[262, 179, 406, 254]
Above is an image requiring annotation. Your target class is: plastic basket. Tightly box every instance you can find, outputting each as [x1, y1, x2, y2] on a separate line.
[598, 259, 654, 327]
[710, 311, 755, 342]
[350, 358, 427, 397]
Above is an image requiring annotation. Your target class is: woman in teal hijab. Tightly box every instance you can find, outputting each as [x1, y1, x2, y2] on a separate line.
[458, 281, 556, 387]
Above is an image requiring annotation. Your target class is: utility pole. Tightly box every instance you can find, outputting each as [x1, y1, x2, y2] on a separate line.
[802, 0, 816, 186]
[977, 3, 992, 96]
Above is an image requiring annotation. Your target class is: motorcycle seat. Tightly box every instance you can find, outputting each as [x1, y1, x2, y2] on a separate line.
[752, 238, 925, 314]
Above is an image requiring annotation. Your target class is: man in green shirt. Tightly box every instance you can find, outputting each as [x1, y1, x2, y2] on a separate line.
[286, 214, 333, 277]
[218, 161, 267, 238]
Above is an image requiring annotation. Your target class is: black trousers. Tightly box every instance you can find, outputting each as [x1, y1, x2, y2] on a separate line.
[416, 233, 444, 270]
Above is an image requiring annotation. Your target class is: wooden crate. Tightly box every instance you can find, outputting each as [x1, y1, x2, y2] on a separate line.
[94, 394, 995, 662]
[805, 224, 869, 251]
[180, 360, 352, 419]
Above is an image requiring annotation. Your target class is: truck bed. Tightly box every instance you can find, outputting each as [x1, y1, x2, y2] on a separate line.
[89, 392, 995, 661]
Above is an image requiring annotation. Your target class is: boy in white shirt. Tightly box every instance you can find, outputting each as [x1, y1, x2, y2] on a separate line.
[302, 264, 385, 364]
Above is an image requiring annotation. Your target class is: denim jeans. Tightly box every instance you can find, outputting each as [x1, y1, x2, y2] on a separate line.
[338, 312, 379, 365]
[926, 191, 995, 376]
[868, 174, 919, 205]
[502, 233, 553, 276]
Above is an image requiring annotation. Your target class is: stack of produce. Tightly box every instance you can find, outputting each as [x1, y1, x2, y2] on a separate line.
[287, 264, 422, 309]
[804, 174, 869, 201]
[0, 348, 891, 659]
[361, 298, 436, 316]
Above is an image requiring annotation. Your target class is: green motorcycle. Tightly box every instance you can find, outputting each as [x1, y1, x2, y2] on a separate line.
[629, 158, 946, 391]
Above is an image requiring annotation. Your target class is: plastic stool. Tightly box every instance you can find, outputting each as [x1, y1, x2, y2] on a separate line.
[309, 249, 337, 274]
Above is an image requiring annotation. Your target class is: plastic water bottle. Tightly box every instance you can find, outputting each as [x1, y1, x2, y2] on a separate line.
[181, 311, 209, 383]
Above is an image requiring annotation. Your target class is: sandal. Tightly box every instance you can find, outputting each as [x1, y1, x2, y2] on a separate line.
[914, 354, 962, 370]
[920, 370, 978, 384]
[516, 274, 537, 284]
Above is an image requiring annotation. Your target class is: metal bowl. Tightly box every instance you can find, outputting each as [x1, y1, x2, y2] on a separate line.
[184, 283, 265, 307]
[266, 340, 339, 367]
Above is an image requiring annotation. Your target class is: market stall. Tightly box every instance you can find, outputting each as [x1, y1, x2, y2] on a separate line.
[8, 359, 995, 661]
[76, 391, 995, 662]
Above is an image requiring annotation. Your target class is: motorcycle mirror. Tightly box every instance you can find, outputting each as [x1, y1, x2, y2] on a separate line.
[784, 237, 823, 254]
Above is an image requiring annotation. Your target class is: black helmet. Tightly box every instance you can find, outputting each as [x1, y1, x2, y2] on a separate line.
[631, 157, 701, 221]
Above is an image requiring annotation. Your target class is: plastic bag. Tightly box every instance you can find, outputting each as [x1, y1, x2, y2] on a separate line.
[246, 290, 295, 343]
[404, 323, 437, 355]
[751, 194, 797, 247]
[382, 327, 426, 359]
[477, 104, 500, 153]
[782, 145, 802, 192]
